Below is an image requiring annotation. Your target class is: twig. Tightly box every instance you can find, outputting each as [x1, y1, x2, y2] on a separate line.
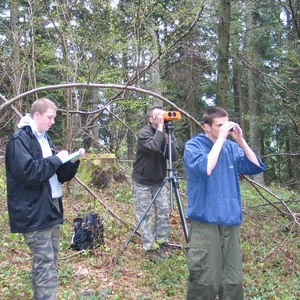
[247, 199, 300, 208]
[59, 249, 91, 260]
[73, 175, 138, 231]
[243, 175, 300, 227]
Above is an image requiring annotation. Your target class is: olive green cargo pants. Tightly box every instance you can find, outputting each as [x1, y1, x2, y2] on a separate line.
[186, 221, 244, 300]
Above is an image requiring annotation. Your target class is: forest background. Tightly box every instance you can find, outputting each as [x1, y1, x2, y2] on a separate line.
[0, 0, 299, 299]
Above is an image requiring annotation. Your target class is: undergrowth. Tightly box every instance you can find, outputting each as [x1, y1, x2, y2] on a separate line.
[0, 161, 299, 299]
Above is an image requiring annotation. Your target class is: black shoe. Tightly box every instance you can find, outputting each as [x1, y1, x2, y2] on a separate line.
[145, 249, 162, 263]
[159, 243, 171, 259]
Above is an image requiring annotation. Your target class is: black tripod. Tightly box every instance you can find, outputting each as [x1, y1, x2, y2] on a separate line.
[115, 121, 189, 262]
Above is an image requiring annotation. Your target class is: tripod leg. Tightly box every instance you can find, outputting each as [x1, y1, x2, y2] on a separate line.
[169, 180, 174, 210]
[171, 179, 189, 243]
[115, 178, 169, 263]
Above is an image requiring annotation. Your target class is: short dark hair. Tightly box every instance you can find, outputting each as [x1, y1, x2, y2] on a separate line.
[203, 107, 228, 125]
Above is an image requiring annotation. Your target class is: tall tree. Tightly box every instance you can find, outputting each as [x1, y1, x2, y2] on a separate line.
[216, 0, 230, 109]
[1, 0, 300, 190]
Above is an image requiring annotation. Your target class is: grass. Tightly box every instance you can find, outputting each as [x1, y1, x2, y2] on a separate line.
[0, 164, 299, 299]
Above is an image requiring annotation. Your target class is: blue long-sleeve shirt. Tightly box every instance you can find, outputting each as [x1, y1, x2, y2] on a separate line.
[184, 133, 266, 226]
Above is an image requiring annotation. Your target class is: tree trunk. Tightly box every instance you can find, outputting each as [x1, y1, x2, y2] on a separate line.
[245, 0, 264, 184]
[216, 0, 230, 109]
[232, 58, 245, 128]
[150, 28, 163, 107]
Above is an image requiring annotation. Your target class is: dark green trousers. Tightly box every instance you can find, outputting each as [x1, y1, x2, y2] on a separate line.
[186, 221, 244, 300]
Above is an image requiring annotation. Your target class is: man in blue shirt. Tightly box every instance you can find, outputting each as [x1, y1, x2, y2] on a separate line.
[184, 107, 266, 300]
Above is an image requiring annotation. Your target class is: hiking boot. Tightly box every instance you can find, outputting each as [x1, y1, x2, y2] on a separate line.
[159, 243, 171, 259]
[145, 249, 162, 263]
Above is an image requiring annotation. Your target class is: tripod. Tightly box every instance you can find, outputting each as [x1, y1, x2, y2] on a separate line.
[116, 121, 189, 262]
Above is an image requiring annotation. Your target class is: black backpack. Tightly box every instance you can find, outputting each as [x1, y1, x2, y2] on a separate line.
[70, 212, 104, 251]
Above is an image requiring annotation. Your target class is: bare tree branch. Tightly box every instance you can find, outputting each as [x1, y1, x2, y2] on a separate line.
[0, 93, 22, 118]
[73, 175, 138, 232]
[0, 83, 204, 130]
[243, 175, 300, 227]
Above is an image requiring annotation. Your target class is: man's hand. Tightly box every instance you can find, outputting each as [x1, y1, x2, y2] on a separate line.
[71, 148, 85, 163]
[219, 121, 243, 141]
[56, 150, 69, 163]
[217, 121, 236, 141]
[154, 110, 165, 132]
[228, 123, 244, 143]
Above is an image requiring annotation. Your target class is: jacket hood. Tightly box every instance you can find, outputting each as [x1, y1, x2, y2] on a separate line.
[198, 133, 214, 147]
[17, 113, 44, 137]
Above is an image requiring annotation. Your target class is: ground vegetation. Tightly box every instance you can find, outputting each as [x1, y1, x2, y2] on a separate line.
[0, 161, 299, 299]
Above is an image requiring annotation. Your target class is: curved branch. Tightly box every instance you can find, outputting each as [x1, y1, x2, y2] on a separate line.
[0, 83, 204, 130]
[0, 93, 22, 118]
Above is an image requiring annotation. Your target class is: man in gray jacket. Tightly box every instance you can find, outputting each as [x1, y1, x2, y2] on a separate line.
[132, 106, 179, 262]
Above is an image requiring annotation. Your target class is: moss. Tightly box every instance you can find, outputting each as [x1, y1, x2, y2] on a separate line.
[77, 153, 117, 184]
